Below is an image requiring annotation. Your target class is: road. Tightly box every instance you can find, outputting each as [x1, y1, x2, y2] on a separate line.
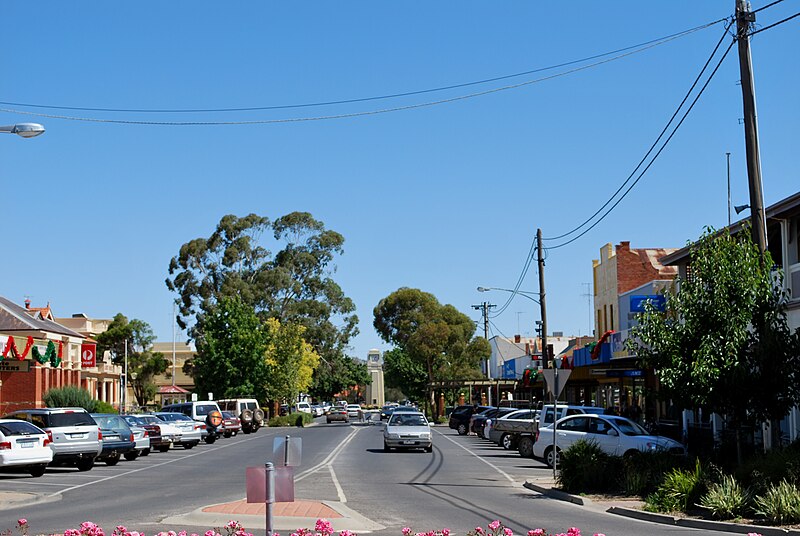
[0, 418, 741, 536]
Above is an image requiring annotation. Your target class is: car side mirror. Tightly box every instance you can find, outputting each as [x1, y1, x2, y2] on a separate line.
[608, 429, 619, 437]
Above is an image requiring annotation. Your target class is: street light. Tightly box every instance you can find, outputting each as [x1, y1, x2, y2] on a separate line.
[477, 286, 540, 305]
[0, 123, 45, 138]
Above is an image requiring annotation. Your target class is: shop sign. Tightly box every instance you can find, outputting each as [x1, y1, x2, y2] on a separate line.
[606, 369, 644, 378]
[630, 295, 666, 313]
[81, 343, 96, 368]
[0, 360, 30, 372]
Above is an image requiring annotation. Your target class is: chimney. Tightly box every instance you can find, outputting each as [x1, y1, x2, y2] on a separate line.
[24, 298, 31, 309]
[514, 334, 521, 343]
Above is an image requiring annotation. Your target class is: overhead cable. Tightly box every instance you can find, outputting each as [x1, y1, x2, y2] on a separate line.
[0, 19, 724, 115]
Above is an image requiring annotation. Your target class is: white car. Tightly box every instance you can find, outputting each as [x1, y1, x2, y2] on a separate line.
[383, 411, 432, 452]
[346, 404, 362, 419]
[0, 418, 54, 477]
[533, 414, 685, 467]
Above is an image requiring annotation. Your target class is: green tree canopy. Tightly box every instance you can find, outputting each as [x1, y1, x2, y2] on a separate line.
[192, 296, 271, 402]
[374, 288, 489, 408]
[95, 314, 168, 407]
[383, 347, 427, 402]
[628, 227, 800, 429]
[166, 212, 359, 398]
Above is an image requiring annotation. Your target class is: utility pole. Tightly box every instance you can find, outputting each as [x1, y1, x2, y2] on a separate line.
[726, 152, 732, 227]
[736, 0, 767, 253]
[536, 229, 548, 375]
[472, 301, 496, 405]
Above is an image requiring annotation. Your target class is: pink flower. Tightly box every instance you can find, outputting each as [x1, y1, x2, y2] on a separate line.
[592, 534, 606, 536]
[488, 521, 501, 531]
[475, 528, 484, 535]
[338, 531, 354, 536]
[18, 519, 28, 526]
[528, 530, 545, 536]
[65, 530, 81, 536]
[503, 529, 513, 536]
[402, 528, 412, 536]
[205, 531, 216, 536]
[442, 529, 450, 536]
[567, 529, 581, 536]
[315, 520, 333, 535]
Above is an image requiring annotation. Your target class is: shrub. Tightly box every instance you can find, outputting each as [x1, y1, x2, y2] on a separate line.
[93, 401, 117, 414]
[699, 474, 751, 520]
[647, 458, 708, 513]
[621, 450, 685, 497]
[557, 439, 620, 493]
[736, 444, 800, 494]
[268, 412, 314, 427]
[753, 480, 800, 525]
[43, 386, 95, 411]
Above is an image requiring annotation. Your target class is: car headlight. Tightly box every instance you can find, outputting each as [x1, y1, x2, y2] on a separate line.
[420, 433, 431, 439]
[385, 433, 399, 439]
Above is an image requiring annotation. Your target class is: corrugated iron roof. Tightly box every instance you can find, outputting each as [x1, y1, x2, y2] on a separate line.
[0, 296, 85, 339]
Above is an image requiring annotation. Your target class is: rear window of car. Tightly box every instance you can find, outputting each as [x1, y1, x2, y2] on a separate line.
[195, 404, 218, 416]
[46, 412, 96, 427]
[158, 413, 192, 422]
[93, 415, 128, 429]
[0, 421, 44, 435]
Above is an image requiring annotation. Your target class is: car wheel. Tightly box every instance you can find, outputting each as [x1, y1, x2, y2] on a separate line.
[76, 458, 94, 472]
[254, 409, 265, 422]
[425, 445, 433, 453]
[183, 443, 195, 450]
[457, 423, 468, 435]
[124, 451, 139, 461]
[105, 453, 120, 466]
[544, 446, 561, 468]
[141, 448, 150, 456]
[501, 433, 514, 450]
[158, 445, 170, 453]
[224, 432, 232, 438]
[384, 441, 391, 452]
[326, 419, 332, 424]
[29, 464, 47, 477]
[205, 435, 217, 444]
[241, 409, 254, 423]
[517, 436, 534, 458]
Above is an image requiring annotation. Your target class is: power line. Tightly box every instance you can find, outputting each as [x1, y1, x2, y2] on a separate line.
[544, 39, 736, 251]
[543, 20, 734, 242]
[750, 10, 800, 35]
[0, 21, 723, 127]
[753, 0, 785, 14]
[0, 20, 724, 115]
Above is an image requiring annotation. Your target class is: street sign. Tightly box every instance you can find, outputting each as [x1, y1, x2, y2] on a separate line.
[246, 465, 295, 503]
[272, 436, 302, 467]
[541, 369, 571, 398]
[630, 295, 666, 312]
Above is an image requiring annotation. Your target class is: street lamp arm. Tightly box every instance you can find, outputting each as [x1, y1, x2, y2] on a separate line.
[477, 286, 540, 304]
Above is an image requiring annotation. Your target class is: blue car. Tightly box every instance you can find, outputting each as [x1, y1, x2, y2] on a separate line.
[90, 414, 135, 466]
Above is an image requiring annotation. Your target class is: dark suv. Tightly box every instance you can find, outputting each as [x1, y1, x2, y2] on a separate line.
[448, 405, 492, 435]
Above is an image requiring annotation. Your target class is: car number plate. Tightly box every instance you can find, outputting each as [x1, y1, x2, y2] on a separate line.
[402, 440, 416, 445]
[69, 433, 87, 439]
[20, 440, 36, 448]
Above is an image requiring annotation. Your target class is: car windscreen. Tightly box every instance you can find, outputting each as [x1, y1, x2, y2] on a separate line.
[608, 417, 649, 436]
[0, 421, 44, 436]
[390, 415, 427, 426]
[47, 412, 96, 427]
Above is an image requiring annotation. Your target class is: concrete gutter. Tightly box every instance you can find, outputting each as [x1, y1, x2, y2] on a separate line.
[525, 479, 800, 535]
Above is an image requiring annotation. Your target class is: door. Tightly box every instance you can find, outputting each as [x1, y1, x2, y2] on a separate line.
[587, 416, 621, 455]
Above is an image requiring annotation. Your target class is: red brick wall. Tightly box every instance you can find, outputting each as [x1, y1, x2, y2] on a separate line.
[616, 242, 675, 295]
[0, 364, 84, 414]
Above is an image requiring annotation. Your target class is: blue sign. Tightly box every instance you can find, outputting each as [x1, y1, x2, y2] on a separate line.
[606, 369, 645, 378]
[503, 360, 515, 379]
[630, 295, 666, 313]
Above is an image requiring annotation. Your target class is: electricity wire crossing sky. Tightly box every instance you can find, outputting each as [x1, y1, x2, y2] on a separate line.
[2, 1, 798, 359]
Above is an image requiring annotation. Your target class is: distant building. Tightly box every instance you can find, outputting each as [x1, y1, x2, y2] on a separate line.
[151, 341, 195, 405]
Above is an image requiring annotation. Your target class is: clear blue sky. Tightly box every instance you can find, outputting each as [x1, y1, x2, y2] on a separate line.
[2, 2, 798, 360]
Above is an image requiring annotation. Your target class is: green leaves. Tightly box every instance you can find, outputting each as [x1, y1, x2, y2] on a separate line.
[628, 227, 800, 426]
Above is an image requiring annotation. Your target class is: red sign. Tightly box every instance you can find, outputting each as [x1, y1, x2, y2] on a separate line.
[81, 343, 96, 368]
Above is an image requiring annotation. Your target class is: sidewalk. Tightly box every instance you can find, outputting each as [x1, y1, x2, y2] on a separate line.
[524, 476, 800, 536]
[164, 498, 385, 533]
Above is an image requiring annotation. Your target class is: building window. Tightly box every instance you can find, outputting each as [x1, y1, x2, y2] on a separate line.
[610, 304, 614, 331]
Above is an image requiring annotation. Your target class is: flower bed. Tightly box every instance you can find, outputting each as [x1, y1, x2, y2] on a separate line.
[8, 517, 765, 536]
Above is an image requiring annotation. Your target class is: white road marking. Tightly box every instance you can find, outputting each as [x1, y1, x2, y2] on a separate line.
[295, 426, 361, 482]
[328, 465, 347, 503]
[434, 428, 517, 484]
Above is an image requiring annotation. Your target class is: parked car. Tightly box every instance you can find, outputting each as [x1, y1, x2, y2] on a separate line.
[0, 418, 53, 477]
[218, 398, 265, 434]
[513, 404, 606, 458]
[4, 407, 101, 471]
[346, 404, 362, 419]
[127, 425, 150, 459]
[152, 412, 202, 449]
[91, 413, 136, 465]
[474, 407, 517, 438]
[380, 404, 397, 421]
[448, 405, 492, 435]
[533, 414, 686, 467]
[326, 407, 349, 424]
[488, 409, 538, 449]
[130, 414, 179, 452]
[294, 401, 312, 414]
[220, 411, 241, 437]
[161, 401, 224, 443]
[383, 411, 432, 452]
[122, 415, 164, 454]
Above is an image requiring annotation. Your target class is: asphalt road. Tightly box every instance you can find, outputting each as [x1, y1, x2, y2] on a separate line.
[0, 419, 742, 536]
